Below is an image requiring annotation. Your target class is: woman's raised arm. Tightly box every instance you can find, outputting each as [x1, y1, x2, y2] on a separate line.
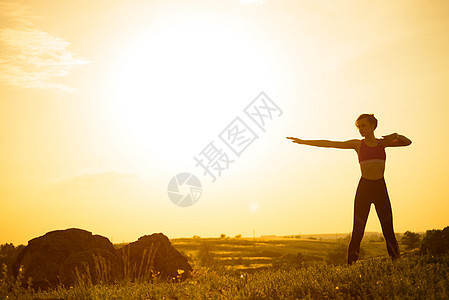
[286, 137, 359, 149]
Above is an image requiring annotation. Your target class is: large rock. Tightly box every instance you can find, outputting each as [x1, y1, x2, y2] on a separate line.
[13, 229, 193, 289]
[59, 248, 123, 287]
[120, 233, 192, 282]
[12, 228, 122, 289]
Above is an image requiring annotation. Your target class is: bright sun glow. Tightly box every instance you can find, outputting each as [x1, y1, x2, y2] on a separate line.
[249, 202, 260, 213]
[110, 20, 274, 167]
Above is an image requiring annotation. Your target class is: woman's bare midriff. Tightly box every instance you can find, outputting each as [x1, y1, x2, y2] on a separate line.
[360, 161, 385, 180]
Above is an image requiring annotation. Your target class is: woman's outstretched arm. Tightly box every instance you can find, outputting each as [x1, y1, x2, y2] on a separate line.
[286, 137, 359, 149]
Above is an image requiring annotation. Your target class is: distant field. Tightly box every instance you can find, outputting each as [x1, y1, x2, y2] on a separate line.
[168, 235, 392, 271]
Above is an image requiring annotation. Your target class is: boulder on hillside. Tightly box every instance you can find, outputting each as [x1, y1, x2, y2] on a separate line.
[13, 229, 193, 289]
[12, 228, 122, 290]
[120, 233, 192, 282]
[59, 248, 123, 287]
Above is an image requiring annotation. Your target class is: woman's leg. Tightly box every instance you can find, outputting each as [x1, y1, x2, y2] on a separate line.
[348, 178, 372, 265]
[373, 178, 400, 260]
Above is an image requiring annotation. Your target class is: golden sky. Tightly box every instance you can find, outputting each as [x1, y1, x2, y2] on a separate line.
[1, 0, 448, 245]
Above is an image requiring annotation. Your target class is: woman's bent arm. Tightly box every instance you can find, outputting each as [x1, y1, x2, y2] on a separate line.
[286, 137, 358, 149]
[382, 133, 412, 147]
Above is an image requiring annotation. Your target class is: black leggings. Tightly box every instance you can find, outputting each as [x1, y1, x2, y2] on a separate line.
[348, 177, 400, 265]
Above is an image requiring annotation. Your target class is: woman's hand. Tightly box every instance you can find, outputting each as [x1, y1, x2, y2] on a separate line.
[286, 137, 303, 144]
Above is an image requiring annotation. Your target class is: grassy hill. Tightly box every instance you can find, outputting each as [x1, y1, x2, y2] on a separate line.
[2, 233, 448, 299]
[3, 253, 448, 299]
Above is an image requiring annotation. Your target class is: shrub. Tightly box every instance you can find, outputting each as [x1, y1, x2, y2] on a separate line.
[401, 231, 421, 250]
[420, 226, 449, 255]
[0, 244, 25, 278]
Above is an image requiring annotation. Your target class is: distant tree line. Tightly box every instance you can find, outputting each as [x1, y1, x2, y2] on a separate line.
[400, 226, 449, 255]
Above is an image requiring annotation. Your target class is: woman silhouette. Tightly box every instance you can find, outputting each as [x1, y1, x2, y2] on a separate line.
[286, 113, 412, 265]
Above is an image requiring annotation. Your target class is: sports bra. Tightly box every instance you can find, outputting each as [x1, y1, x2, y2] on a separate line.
[358, 139, 386, 164]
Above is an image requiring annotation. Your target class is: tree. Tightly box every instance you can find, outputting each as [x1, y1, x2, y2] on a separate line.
[401, 231, 421, 250]
[420, 226, 449, 255]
